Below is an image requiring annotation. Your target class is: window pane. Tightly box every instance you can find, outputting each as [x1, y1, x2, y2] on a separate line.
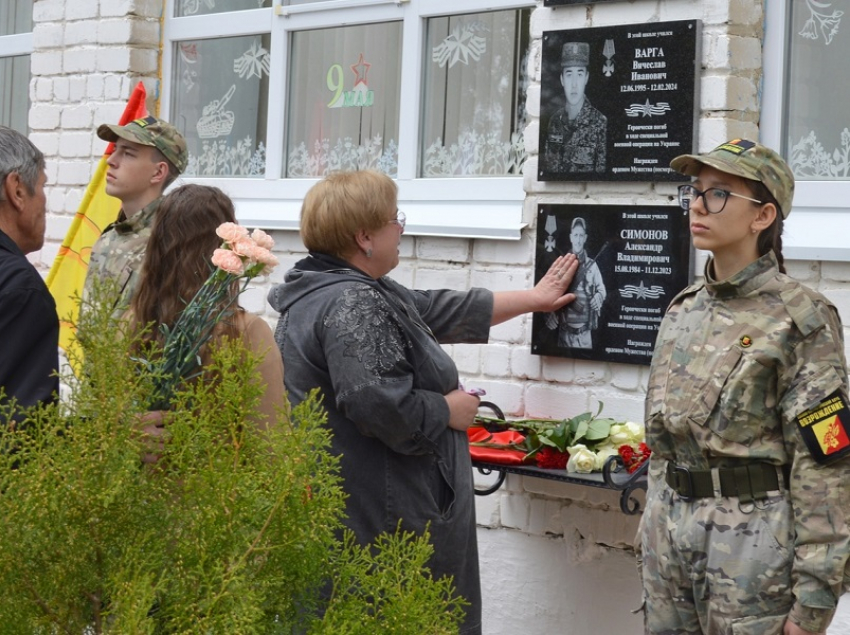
[420, 9, 529, 177]
[172, 35, 269, 177]
[0, 55, 30, 133]
[0, 0, 33, 36]
[785, 2, 850, 179]
[175, 0, 271, 17]
[286, 23, 402, 177]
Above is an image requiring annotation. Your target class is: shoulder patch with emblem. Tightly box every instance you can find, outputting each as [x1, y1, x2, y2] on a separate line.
[795, 391, 850, 465]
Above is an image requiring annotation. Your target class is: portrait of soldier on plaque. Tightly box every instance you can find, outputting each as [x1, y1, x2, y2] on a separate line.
[546, 216, 607, 349]
[542, 41, 608, 176]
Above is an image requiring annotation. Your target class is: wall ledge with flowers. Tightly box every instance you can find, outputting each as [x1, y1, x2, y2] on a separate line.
[468, 402, 649, 515]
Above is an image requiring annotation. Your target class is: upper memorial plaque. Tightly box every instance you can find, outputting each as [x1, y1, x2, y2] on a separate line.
[538, 19, 700, 182]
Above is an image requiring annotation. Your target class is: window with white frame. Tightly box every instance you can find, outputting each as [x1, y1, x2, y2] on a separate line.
[0, 0, 33, 133]
[762, 0, 850, 261]
[162, 0, 533, 239]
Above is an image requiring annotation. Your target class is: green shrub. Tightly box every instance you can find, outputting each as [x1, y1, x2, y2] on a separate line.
[0, 294, 465, 634]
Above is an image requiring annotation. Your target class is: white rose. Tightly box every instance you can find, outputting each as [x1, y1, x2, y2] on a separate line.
[566, 444, 597, 473]
[608, 421, 644, 446]
[594, 445, 621, 471]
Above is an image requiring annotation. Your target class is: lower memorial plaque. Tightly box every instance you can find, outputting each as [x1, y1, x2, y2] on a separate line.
[532, 203, 693, 365]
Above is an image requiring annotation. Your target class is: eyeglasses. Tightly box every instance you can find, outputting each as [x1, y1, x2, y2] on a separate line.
[677, 184, 763, 214]
[388, 210, 406, 230]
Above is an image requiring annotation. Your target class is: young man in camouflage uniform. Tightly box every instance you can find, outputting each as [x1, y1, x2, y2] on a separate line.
[639, 139, 850, 635]
[83, 116, 188, 316]
[543, 41, 607, 175]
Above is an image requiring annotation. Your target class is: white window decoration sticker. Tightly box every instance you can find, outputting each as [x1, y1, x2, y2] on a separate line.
[327, 54, 375, 109]
[179, 43, 198, 92]
[197, 85, 236, 139]
[799, 0, 843, 44]
[287, 136, 399, 177]
[181, 0, 215, 16]
[432, 23, 487, 69]
[234, 40, 271, 80]
[185, 138, 266, 176]
[790, 129, 850, 178]
[422, 130, 525, 177]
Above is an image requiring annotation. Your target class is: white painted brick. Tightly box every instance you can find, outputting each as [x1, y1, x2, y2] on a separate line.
[591, 0, 661, 26]
[33, 0, 64, 22]
[705, 35, 761, 71]
[482, 344, 511, 377]
[389, 262, 414, 288]
[101, 0, 162, 19]
[104, 75, 124, 100]
[521, 476, 586, 500]
[525, 383, 592, 419]
[584, 391, 644, 424]
[69, 76, 87, 102]
[64, 48, 98, 74]
[531, 6, 588, 39]
[96, 47, 132, 73]
[60, 104, 94, 129]
[471, 267, 530, 293]
[474, 380, 523, 417]
[29, 104, 62, 130]
[64, 187, 85, 213]
[56, 161, 94, 186]
[397, 235, 414, 258]
[86, 75, 105, 100]
[511, 347, 542, 381]
[451, 343, 481, 375]
[414, 267, 469, 291]
[37, 242, 60, 268]
[572, 359, 609, 385]
[526, 83, 540, 120]
[47, 188, 67, 215]
[416, 236, 470, 262]
[700, 75, 757, 112]
[65, 21, 99, 46]
[472, 485, 501, 528]
[66, 0, 99, 20]
[610, 363, 642, 392]
[44, 160, 59, 185]
[524, 119, 539, 155]
[499, 492, 530, 530]
[93, 103, 130, 129]
[44, 212, 73, 242]
[488, 315, 526, 344]
[29, 132, 59, 156]
[30, 50, 63, 76]
[34, 78, 53, 102]
[53, 77, 70, 101]
[540, 356, 575, 383]
[473, 232, 534, 266]
[697, 117, 758, 152]
[728, 0, 763, 25]
[33, 22, 64, 49]
[98, 18, 160, 46]
[59, 132, 95, 158]
[527, 498, 563, 536]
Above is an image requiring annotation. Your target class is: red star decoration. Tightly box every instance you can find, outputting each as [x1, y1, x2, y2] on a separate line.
[350, 53, 371, 87]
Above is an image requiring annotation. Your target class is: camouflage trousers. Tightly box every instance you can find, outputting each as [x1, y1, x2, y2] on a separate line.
[638, 463, 794, 634]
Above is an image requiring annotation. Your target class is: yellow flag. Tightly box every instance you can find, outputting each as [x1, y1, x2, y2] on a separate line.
[46, 82, 148, 359]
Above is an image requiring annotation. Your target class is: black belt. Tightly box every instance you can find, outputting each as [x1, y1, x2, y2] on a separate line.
[665, 461, 789, 503]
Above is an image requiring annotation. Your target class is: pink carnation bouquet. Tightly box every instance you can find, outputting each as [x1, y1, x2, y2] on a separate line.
[144, 223, 278, 410]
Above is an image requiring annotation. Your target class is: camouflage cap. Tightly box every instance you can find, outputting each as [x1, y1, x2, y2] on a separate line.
[560, 42, 589, 68]
[97, 116, 188, 175]
[670, 139, 795, 218]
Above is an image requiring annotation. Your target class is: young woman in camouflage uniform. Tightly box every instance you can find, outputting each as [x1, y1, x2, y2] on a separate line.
[639, 140, 850, 635]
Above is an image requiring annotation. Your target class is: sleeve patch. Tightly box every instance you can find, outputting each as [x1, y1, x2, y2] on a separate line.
[796, 391, 850, 465]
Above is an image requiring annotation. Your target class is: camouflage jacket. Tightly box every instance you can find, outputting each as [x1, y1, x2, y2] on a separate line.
[563, 249, 605, 329]
[544, 99, 607, 174]
[645, 252, 850, 630]
[82, 197, 161, 318]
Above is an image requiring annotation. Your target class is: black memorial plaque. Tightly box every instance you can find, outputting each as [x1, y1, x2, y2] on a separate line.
[538, 20, 699, 182]
[532, 204, 692, 366]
